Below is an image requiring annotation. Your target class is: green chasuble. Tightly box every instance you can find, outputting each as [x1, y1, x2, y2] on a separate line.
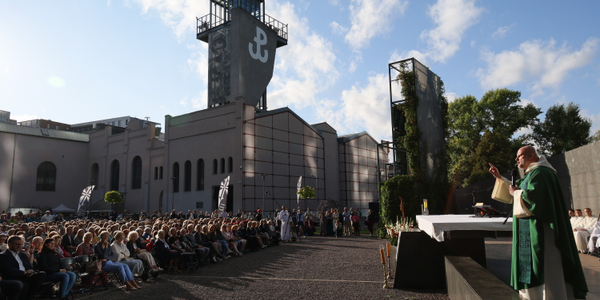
[511, 165, 588, 299]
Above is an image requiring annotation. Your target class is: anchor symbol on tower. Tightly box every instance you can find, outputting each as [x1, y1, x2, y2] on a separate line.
[249, 27, 268, 63]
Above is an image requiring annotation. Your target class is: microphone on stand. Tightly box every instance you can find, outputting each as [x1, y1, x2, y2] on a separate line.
[511, 169, 519, 187]
[504, 167, 519, 225]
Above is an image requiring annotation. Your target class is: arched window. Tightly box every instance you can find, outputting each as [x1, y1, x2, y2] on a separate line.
[197, 159, 205, 191]
[154, 167, 158, 180]
[172, 162, 180, 193]
[184, 160, 192, 192]
[159, 166, 163, 179]
[131, 156, 142, 189]
[90, 163, 99, 190]
[228, 157, 233, 173]
[220, 158, 225, 174]
[213, 159, 218, 175]
[110, 160, 120, 191]
[36, 161, 56, 191]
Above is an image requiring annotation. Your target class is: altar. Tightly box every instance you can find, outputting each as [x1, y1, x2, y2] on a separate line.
[393, 214, 513, 289]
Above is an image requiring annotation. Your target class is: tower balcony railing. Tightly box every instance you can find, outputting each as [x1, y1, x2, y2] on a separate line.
[196, 13, 288, 42]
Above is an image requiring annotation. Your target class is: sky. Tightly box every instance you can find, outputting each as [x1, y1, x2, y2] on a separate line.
[1, 0, 599, 143]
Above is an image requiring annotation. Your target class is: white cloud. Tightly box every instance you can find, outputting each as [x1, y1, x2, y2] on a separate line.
[420, 0, 483, 62]
[476, 37, 600, 92]
[330, 21, 347, 35]
[580, 109, 600, 134]
[131, 0, 207, 40]
[492, 25, 513, 39]
[344, 0, 409, 50]
[339, 74, 392, 140]
[11, 114, 40, 122]
[186, 43, 209, 82]
[444, 92, 459, 103]
[179, 96, 189, 107]
[391, 49, 429, 66]
[396, 0, 482, 65]
[47, 76, 66, 88]
[268, 1, 339, 109]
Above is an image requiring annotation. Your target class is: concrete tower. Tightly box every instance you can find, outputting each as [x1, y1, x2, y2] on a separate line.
[196, 0, 288, 110]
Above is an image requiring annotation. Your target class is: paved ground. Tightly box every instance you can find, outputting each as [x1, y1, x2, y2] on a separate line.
[76, 236, 449, 300]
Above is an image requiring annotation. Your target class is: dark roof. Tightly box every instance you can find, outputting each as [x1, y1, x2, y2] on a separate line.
[0, 123, 89, 142]
[337, 131, 378, 144]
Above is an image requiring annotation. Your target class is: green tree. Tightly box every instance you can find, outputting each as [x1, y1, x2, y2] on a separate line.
[104, 190, 123, 204]
[447, 88, 541, 187]
[590, 130, 600, 143]
[297, 186, 315, 200]
[530, 102, 591, 157]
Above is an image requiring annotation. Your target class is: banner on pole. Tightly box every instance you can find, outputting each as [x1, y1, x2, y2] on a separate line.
[296, 176, 302, 208]
[77, 185, 94, 216]
[218, 176, 230, 213]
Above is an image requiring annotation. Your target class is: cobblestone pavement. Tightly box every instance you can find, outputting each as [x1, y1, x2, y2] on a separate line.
[76, 236, 449, 300]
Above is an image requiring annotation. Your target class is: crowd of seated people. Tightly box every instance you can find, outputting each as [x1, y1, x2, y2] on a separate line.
[0, 208, 288, 299]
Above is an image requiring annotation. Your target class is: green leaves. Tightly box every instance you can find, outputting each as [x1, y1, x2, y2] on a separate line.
[297, 185, 315, 199]
[448, 88, 541, 187]
[104, 190, 123, 204]
[530, 102, 591, 157]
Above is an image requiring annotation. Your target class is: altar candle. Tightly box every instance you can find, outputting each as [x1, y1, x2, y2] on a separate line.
[386, 242, 391, 257]
[379, 248, 386, 263]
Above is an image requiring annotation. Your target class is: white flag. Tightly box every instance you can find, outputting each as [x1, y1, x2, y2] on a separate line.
[296, 176, 302, 208]
[77, 185, 94, 216]
[218, 176, 230, 213]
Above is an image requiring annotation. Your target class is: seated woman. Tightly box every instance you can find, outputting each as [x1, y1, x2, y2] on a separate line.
[74, 232, 95, 257]
[126, 231, 161, 272]
[0, 233, 7, 251]
[37, 238, 77, 299]
[209, 224, 231, 258]
[220, 224, 242, 257]
[72, 229, 85, 246]
[153, 229, 181, 273]
[199, 225, 225, 262]
[249, 221, 268, 248]
[94, 231, 141, 290]
[229, 224, 247, 252]
[110, 231, 144, 276]
[30, 236, 44, 269]
[193, 224, 220, 263]
[52, 235, 70, 259]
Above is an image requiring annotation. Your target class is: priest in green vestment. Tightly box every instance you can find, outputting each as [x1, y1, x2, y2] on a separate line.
[489, 146, 588, 299]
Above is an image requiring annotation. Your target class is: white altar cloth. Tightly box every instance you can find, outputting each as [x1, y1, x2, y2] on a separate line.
[416, 214, 513, 242]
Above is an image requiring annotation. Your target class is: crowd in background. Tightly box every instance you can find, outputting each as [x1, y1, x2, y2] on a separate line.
[0, 206, 377, 299]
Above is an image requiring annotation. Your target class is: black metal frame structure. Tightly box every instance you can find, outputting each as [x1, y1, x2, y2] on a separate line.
[197, 0, 288, 47]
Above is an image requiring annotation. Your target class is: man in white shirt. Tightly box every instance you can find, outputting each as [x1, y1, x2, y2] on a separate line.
[0, 236, 46, 300]
[40, 211, 54, 223]
[574, 208, 597, 253]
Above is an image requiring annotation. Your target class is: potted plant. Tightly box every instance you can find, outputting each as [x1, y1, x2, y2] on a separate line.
[104, 190, 123, 204]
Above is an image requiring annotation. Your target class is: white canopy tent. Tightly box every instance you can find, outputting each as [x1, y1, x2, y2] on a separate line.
[53, 204, 76, 213]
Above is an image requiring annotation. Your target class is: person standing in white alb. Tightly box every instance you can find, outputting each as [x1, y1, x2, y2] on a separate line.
[573, 208, 597, 253]
[277, 206, 291, 242]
